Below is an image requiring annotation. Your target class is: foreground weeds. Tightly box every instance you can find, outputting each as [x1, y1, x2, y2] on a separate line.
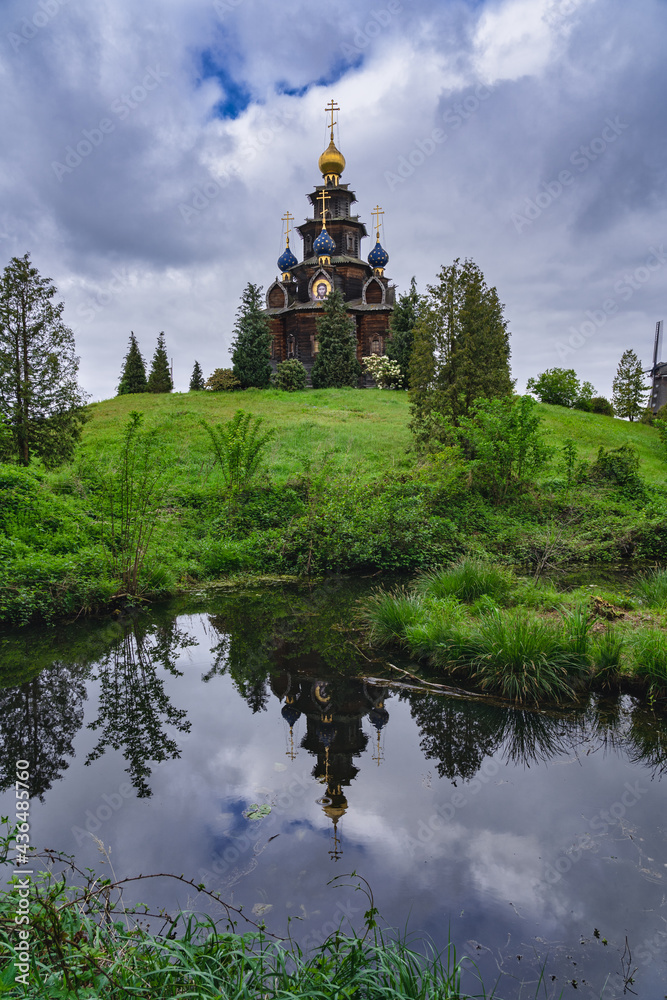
[0, 828, 518, 999]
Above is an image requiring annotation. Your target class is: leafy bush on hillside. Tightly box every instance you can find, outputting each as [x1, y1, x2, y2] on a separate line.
[272, 359, 308, 392]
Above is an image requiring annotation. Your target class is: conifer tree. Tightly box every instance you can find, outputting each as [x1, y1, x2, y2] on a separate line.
[311, 288, 361, 389]
[146, 331, 173, 393]
[612, 349, 648, 421]
[0, 252, 88, 466]
[230, 283, 273, 389]
[117, 332, 147, 395]
[189, 360, 206, 391]
[386, 276, 421, 387]
[409, 258, 513, 447]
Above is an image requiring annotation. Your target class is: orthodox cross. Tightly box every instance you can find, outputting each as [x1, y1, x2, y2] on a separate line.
[318, 187, 331, 226]
[371, 204, 384, 240]
[325, 99, 340, 140]
[281, 209, 294, 246]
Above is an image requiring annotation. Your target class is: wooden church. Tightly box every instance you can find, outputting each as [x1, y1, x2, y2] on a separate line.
[264, 101, 395, 376]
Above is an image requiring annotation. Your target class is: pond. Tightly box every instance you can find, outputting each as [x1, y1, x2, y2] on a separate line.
[1, 579, 666, 998]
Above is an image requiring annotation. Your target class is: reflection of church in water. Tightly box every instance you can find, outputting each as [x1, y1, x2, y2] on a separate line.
[264, 100, 395, 375]
[270, 672, 389, 860]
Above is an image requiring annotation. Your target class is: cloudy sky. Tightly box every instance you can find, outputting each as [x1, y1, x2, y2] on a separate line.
[1, 0, 666, 399]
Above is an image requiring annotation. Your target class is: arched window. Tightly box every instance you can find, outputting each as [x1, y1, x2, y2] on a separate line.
[371, 337, 382, 355]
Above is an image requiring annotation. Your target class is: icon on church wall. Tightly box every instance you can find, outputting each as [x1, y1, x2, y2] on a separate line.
[311, 277, 331, 302]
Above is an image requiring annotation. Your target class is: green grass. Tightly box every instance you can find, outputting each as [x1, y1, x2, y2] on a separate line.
[79, 391, 667, 485]
[360, 564, 667, 707]
[418, 559, 515, 603]
[80, 388, 414, 486]
[535, 402, 666, 483]
[2, 389, 667, 627]
[633, 567, 667, 607]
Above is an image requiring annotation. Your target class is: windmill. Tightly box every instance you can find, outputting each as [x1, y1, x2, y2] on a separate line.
[647, 320, 666, 413]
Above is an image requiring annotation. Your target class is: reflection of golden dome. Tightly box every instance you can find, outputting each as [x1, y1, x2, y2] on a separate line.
[318, 140, 346, 180]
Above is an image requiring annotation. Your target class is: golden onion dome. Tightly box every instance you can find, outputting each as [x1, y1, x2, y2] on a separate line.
[318, 139, 346, 180]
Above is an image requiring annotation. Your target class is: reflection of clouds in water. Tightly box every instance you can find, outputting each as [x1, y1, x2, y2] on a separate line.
[466, 829, 543, 911]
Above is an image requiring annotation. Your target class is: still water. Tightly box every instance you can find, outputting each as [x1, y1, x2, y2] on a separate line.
[1, 581, 666, 999]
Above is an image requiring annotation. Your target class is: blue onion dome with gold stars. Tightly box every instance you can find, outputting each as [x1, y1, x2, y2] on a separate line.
[281, 703, 301, 727]
[368, 239, 389, 270]
[313, 227, 336, 257]
[277, 245, 298, 273]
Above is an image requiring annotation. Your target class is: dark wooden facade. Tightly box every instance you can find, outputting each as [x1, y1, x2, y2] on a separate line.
[264, 179, 394, 380]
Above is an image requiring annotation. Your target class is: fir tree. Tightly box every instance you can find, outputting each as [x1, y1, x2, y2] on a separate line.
[117, 333, 147, 395]
[189, 360, 206, 391]
[409, 258, 513, 447]
[230, 283, 273, 389]
[612, 349, 648, 421]
[146, 331, 173, 393]
[386, 276, 421, 387]
[311, 288, 361, 389]
[0, 252, 88, 467]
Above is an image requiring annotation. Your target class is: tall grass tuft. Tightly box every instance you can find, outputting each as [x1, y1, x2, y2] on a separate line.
[591, 627, 625, 688]
[634, 567, 667, 608]
[418, 558, 515, 604]
[468, 610, 588, 705]
[403, 598, 474, 670]
[358, 588, 424, 646]
[630, 628, 667, 700]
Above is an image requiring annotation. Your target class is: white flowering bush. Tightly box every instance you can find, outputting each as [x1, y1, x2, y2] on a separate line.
[361, 354, 404, 389]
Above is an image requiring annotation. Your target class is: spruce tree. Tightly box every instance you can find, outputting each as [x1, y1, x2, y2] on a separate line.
[409, 258, 513, 447]
[230, 283, 273, 389]
[612, 349, 648, 421]
[311, 288, 361, 389]
[386, 276, 421, 387]
[146, 331, 173, 393]
[189, 360, 206, 391]
[117, 332, 147, 395]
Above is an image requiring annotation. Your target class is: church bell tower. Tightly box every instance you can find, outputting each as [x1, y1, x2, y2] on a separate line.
[265, 101, 395, 379]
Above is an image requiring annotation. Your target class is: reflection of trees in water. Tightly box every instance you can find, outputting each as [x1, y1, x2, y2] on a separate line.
[402, 689, 667, 781]
[203, 582, 368, 713]
[0, 664, 87, 801]
[85, 620, 194, 797]
[625, 704, 667, 777]
[404, 693, 504, 782]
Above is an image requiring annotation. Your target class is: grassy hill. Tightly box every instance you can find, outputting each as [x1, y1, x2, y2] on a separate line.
[81, 389, 665, 485]
[1, 388, 665, 627]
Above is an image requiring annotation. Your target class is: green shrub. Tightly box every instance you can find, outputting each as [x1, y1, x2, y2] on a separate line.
[590, 396, 614, 416]
[590, 444, 641, 486]
[201, 410, 275, 493]
[206, 368, 241, 391]
[418, 558, 514, 604]
[272, 358, 308, 392]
